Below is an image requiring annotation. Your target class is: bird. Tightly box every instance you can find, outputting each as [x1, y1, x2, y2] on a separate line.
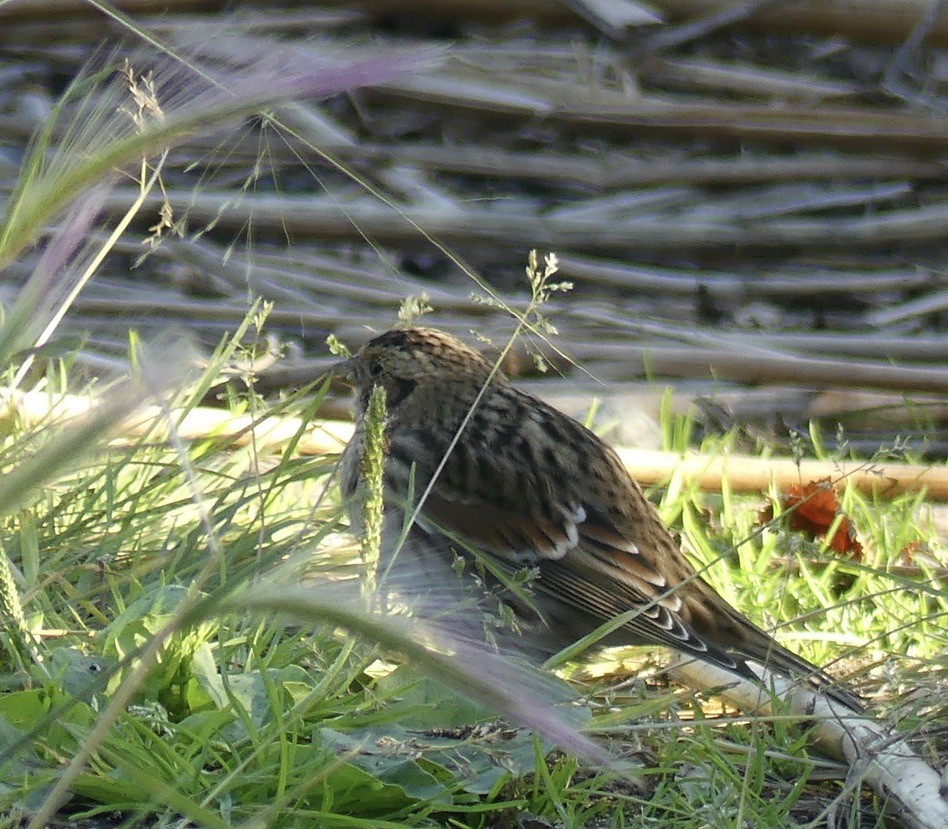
[334, 326, 861, 711]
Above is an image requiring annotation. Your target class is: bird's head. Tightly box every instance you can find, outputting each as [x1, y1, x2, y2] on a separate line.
[332, 327, 499, 412]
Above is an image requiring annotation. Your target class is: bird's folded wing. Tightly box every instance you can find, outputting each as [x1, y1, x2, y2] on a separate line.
[414, 458, 729, 650]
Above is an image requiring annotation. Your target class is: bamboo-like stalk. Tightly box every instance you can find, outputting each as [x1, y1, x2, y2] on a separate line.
[373, 61, 948, 151]
[550, 100, 948, 151]
[654, 0, 948, 46]
[565, 322, 948, 393]
[559, 326, 948, 362]
[614, 446, 948, 502]
[669, 654, 948, 829]
[4, 390, 945, 501]
[0, 0, 224, 15]
[640, 56, 861, 98]
[98, 188, 948, 253]
[6, 0, 944, 49]
[155, 139, 948, 186]
[557, 256, 938, 298]
[865, 288, 948, 327]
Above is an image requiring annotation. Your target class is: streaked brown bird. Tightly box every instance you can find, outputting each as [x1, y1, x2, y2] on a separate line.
[336, 326, 860, 710]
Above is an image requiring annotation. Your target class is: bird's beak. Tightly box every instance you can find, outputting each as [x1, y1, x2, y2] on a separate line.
[325, 355, 360, 386]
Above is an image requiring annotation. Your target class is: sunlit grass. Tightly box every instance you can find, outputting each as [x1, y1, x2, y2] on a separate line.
[1, 323, 944, 828]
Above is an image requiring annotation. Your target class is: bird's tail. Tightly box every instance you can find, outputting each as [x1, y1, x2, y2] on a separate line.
[719, 614, 864, 712]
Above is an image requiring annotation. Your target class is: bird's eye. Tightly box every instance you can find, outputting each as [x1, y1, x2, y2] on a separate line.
[368, 362, 384, 379]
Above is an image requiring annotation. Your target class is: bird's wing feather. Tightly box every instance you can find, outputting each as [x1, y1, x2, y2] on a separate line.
[421, 482, 741, 664]
[412, 441, 696, 620]
[387, 421, 682, 605]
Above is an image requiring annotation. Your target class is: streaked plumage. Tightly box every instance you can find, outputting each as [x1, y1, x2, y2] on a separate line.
[336, 326, 860, 710]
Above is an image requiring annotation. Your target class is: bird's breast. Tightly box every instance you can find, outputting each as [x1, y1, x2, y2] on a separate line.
[338, 427, 364, 503]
